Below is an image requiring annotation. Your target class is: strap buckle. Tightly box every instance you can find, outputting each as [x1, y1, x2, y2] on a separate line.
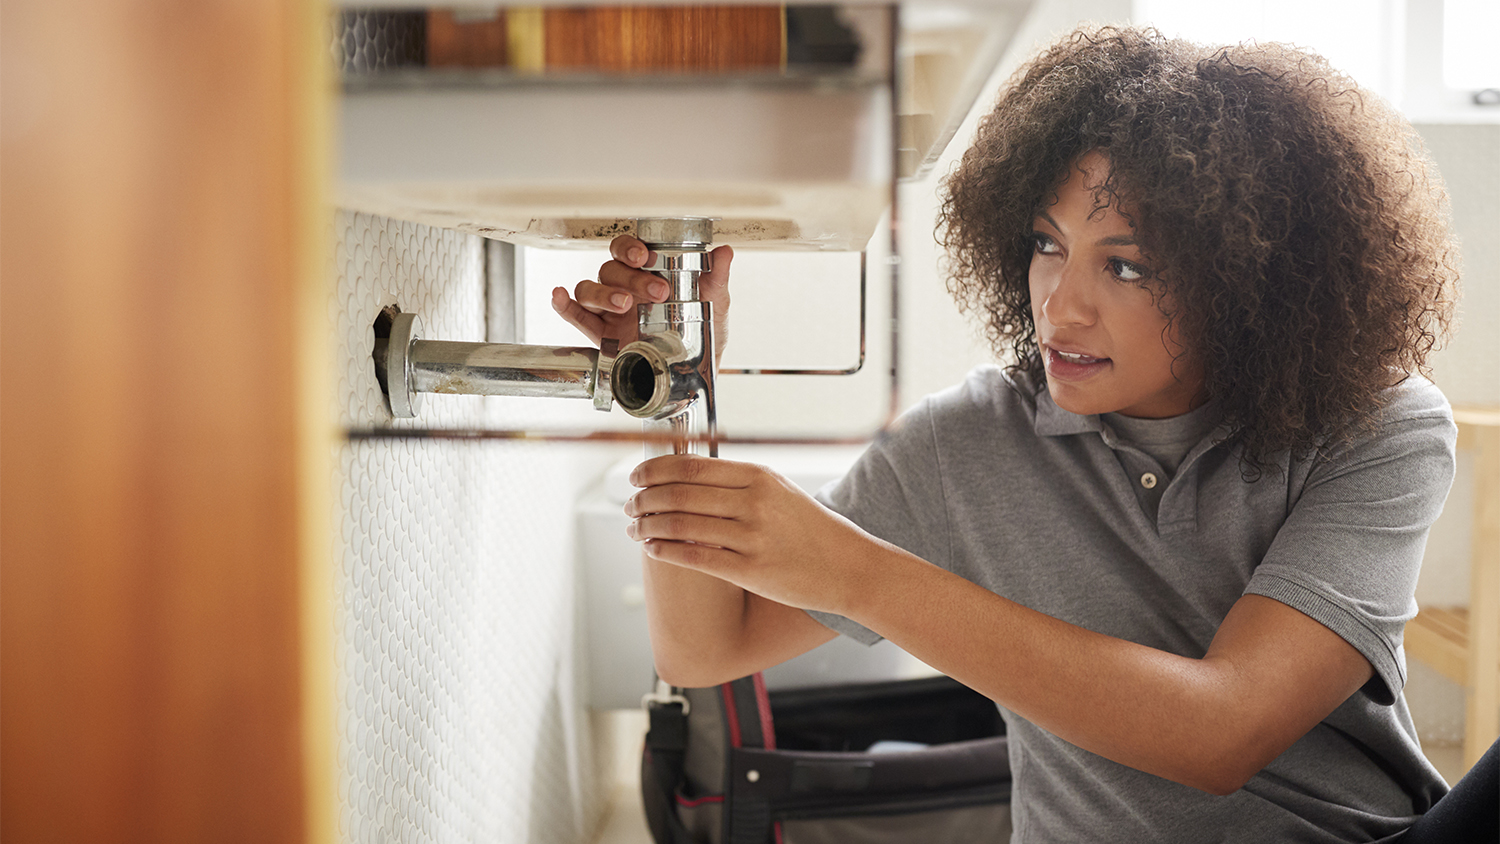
[642, 679, 690, 716]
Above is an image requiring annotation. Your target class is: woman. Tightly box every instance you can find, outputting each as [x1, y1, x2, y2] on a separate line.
[553, 26, 1490, 842]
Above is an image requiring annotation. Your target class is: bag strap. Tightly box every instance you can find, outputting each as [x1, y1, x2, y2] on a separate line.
[722, 674, 779, 844]
[720, 674, 774, 751]
[642, 681, 701, 844]
[641, 674, 779, 844]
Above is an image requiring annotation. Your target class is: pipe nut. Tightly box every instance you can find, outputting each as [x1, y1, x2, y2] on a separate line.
[641, 251, 712, 274]
[635, 217, 715, 249]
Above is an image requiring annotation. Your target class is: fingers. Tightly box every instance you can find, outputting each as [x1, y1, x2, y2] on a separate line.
[597, 263, 671, 306]
[572, 279, 637, 315]
[698, 244, 734, 297]
[609, 234, 653, 268]
[630, 455, 759, 490]
[641, 536, 744, 571]
[599, 239, 729, 310]
[625, 483, 745, 519]
[629, 512, 748, 553]
[549, 287, 604, 345]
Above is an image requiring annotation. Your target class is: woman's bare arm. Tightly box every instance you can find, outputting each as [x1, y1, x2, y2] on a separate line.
[627, 454, 1373, 795]
[552, 236, 833, 684]
[642, 549, 834, 688]
[849, 556, 1371, 795]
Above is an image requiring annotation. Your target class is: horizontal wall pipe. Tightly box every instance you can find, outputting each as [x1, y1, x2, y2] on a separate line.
[406, 339, 599, 399]
[374, 312, 617, 418]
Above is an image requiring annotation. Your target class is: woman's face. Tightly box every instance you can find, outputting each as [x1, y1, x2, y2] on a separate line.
[1028, 151, 1204, 419]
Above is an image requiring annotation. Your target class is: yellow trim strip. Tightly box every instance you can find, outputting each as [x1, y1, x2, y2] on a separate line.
[295, 0, 338, 841]
[781, 5, 789, 70]
[507, 7, 546, 73]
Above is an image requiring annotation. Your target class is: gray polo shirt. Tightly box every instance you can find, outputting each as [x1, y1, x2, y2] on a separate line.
[810, 366, 1455, 843]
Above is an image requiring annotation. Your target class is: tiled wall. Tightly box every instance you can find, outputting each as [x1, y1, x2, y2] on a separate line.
[333, 211, 622, 843]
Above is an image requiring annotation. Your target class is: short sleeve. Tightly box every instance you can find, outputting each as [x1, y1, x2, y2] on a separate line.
[1245, 383, 1457, 705]
[806, 398, 952, 645]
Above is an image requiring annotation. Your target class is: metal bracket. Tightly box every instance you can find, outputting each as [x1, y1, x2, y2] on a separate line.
[594, 338, 619, 413]
[642, 679, 690, 717]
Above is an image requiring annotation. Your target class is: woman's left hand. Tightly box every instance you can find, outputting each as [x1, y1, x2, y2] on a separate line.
[624, 455, 877, 615]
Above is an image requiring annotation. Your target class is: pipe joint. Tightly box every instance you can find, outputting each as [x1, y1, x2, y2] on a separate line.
[613, 335, 692, 420]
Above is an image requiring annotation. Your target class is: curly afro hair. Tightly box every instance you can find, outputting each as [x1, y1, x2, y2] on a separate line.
[939, 25, 1458, 470]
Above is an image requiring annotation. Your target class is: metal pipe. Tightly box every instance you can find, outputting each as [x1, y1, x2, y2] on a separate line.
[372, 217, 829, 440]
[375, 310, 617, 417]
[408, 340, 599, 399]
[613, 217, 718, 458]
[719, 252, 867, 377]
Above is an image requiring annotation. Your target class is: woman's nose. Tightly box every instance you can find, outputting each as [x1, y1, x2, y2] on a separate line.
[1039, 261, 1096, 328]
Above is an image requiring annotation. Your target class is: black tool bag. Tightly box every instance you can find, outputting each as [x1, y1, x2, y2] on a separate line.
[641, 673, 1011, 844]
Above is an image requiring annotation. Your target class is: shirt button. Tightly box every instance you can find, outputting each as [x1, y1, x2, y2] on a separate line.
[1140, 472, 1158, 489]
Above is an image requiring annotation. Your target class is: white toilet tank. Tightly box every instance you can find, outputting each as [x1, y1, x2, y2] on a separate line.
[576, 444, 937, 709]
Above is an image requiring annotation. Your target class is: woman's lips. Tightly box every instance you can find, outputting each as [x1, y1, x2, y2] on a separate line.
[1045, 346, 1111, 381]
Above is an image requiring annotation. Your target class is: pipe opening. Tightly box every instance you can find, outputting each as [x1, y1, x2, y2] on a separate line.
[614, 351, 659, 413]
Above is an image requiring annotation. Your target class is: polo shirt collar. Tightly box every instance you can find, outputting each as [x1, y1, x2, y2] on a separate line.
[1033, 388, 1104, 437]
[1032, 385, 1234, 441]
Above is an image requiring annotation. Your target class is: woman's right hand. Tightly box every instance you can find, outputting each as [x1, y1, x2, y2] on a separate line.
[550, 233, 734, 362]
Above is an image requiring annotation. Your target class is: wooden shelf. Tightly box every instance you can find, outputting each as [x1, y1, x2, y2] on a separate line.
[1409, 606, 1477, 686]
[1409, 406, 1500, 772]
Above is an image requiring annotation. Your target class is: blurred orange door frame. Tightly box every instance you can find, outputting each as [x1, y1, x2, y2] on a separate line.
[1, 2, 335, 842]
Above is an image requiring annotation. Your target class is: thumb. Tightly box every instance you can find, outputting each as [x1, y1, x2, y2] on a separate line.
[699, 244, 734, 302]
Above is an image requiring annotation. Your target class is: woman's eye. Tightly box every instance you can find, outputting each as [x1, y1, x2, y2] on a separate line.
[1031, 233, 1059, 254]
[1108, 258, 1150, 282]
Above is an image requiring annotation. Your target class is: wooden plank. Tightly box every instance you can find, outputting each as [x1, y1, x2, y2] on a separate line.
[1465, 424, 1500, 768]
[0, 0, 331, 841]
[1408, 613, 1470, 686]
[427, 10, 509, 68]
[1452, 406, 1500, 428]
[1422, 607, 1469, 642]
[544, 5, 783, 72]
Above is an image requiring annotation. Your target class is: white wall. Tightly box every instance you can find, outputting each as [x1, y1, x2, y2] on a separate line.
[1408, 123, 1500, 747]
[334, 211, 628, 843]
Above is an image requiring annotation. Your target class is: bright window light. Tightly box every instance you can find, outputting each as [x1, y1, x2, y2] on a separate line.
[1444, 0, 1500, 89]
[1134, 0, 1400, 100]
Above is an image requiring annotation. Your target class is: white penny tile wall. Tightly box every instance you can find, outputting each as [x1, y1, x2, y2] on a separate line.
[333, 211, 622, 843]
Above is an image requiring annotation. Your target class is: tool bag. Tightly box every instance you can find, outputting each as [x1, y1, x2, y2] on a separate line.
[641, 673, 1011, 844]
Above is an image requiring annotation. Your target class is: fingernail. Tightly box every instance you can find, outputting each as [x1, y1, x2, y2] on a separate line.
[626, 521, 637, 539]
[611, 292, 630, 309]
[630, 247, 647, 263]
[650, 281, 668, 300]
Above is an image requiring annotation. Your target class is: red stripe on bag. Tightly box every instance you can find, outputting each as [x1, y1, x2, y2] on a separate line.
[752, 673, 775, 750]
[675, 794, 725, 808]
[721, 683, 742, 748]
